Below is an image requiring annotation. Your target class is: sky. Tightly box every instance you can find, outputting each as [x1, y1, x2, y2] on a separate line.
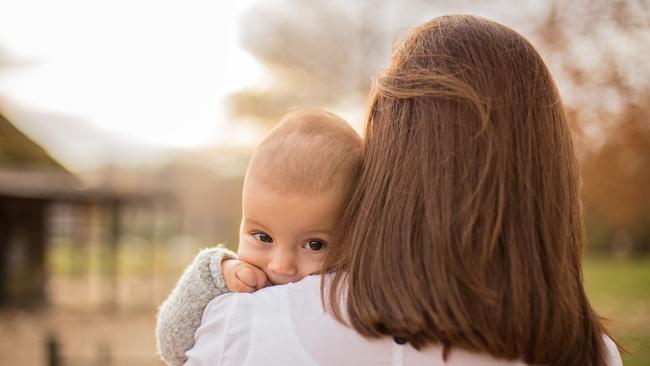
[0, 0, 645, 172]
[0, 0, 265, 170]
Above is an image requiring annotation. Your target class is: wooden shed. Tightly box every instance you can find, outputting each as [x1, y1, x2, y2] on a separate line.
[0, 113, 171, 307]
[0, 112, 80, 306]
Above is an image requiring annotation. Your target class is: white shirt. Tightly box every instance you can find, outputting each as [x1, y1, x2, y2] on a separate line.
[184, 275, 622, 366]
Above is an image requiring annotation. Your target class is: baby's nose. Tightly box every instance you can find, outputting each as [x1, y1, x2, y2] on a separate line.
[267, 250, 298, 276]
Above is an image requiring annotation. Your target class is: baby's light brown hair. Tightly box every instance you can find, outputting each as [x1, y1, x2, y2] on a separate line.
[244, 109, 363, 197]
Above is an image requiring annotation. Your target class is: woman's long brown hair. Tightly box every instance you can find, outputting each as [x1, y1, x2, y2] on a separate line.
[323, 15, 614, 365]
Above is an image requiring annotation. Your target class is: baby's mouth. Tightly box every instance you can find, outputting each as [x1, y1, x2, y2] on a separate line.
[266, 273, 301, 286]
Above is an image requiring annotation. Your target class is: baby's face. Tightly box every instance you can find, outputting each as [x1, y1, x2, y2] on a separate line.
[238, 181, 344, 285]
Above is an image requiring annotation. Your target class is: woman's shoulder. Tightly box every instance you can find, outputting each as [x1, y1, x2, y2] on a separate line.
[603, 335, 623, 366]
[205, 277, 527, 366]
[202, 275, 323, 330]
[226, 275, 322, 305]
[203, 281, 622, 366]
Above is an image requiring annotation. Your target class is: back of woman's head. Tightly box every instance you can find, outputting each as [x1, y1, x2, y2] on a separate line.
[324, 15, 612, 365]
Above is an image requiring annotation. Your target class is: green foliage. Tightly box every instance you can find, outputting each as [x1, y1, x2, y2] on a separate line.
[585, 212, 650, 256]
[48, 240, 215, 277]
[585, 213, 616, 253]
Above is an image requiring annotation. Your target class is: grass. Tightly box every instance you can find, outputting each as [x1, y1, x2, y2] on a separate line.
[48, 243, 649, 364]
[584, 256, 650, 366]
[47, 241, 207, 276]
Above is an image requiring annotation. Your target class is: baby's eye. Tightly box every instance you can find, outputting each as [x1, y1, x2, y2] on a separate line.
[303, 240, 326, 251]
[253, 232, 273, 243]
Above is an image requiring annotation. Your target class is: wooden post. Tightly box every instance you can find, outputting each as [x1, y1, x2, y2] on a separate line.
[97, 341, 112, 366]
[106, 199, 121, 312]
[45, 333, 61, 366]
[0, 202, 8, 307]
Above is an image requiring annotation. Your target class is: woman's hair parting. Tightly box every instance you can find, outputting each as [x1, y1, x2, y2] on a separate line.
[323, 15, 614, 365]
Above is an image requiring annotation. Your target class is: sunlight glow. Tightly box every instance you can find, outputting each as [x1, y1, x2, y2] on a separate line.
[0, 0, 262, 148]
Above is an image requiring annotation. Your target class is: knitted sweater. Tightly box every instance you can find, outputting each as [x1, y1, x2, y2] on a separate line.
[156, 246, 238, 366]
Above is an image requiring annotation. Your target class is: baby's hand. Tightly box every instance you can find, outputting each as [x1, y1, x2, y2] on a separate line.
[222, 259, 270, 293]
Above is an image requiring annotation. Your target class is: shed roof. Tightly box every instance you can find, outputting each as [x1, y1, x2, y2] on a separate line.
[0, 112, 70, 172]
[0, 112, 170, 204]
[0, 112, 83, 199]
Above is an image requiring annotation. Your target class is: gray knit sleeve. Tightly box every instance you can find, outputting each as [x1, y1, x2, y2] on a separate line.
[156, 246, 238, 366]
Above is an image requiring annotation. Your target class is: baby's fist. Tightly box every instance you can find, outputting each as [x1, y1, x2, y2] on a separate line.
[222, 259, 270, 293]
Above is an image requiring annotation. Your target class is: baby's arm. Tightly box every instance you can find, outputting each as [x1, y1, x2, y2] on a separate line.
[156, 246, 270, 366]
[156, 246, 236, 366]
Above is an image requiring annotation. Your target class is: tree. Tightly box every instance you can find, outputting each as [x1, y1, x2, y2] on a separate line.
[535, 0, 650, 253]
[229, 0, 650, 253]
[227, 0, 440, 125]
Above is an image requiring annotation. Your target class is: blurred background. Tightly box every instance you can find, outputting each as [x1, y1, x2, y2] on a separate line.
[0, 0, 648, 365]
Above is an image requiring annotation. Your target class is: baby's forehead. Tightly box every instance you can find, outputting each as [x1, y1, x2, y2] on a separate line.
[243, 176, 349, 203]
[247, 143, 359, 196]
[241, 179, 347, 233]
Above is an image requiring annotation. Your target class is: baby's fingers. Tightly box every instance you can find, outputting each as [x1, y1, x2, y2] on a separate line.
[229, 276, 256, 293]
[237, 266, 269, 290]
[236, 267, 261, 289]
[253, 268, 270, 289]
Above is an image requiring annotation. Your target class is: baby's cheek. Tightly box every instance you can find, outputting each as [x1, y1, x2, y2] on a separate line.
[301, 254, 326, 276]
[237, 241, 268, 270]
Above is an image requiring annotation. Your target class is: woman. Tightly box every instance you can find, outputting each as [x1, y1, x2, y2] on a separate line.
[185, 15, 621, 365]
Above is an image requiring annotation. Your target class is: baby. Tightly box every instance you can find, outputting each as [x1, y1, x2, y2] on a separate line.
[156, 109, 363, 365]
